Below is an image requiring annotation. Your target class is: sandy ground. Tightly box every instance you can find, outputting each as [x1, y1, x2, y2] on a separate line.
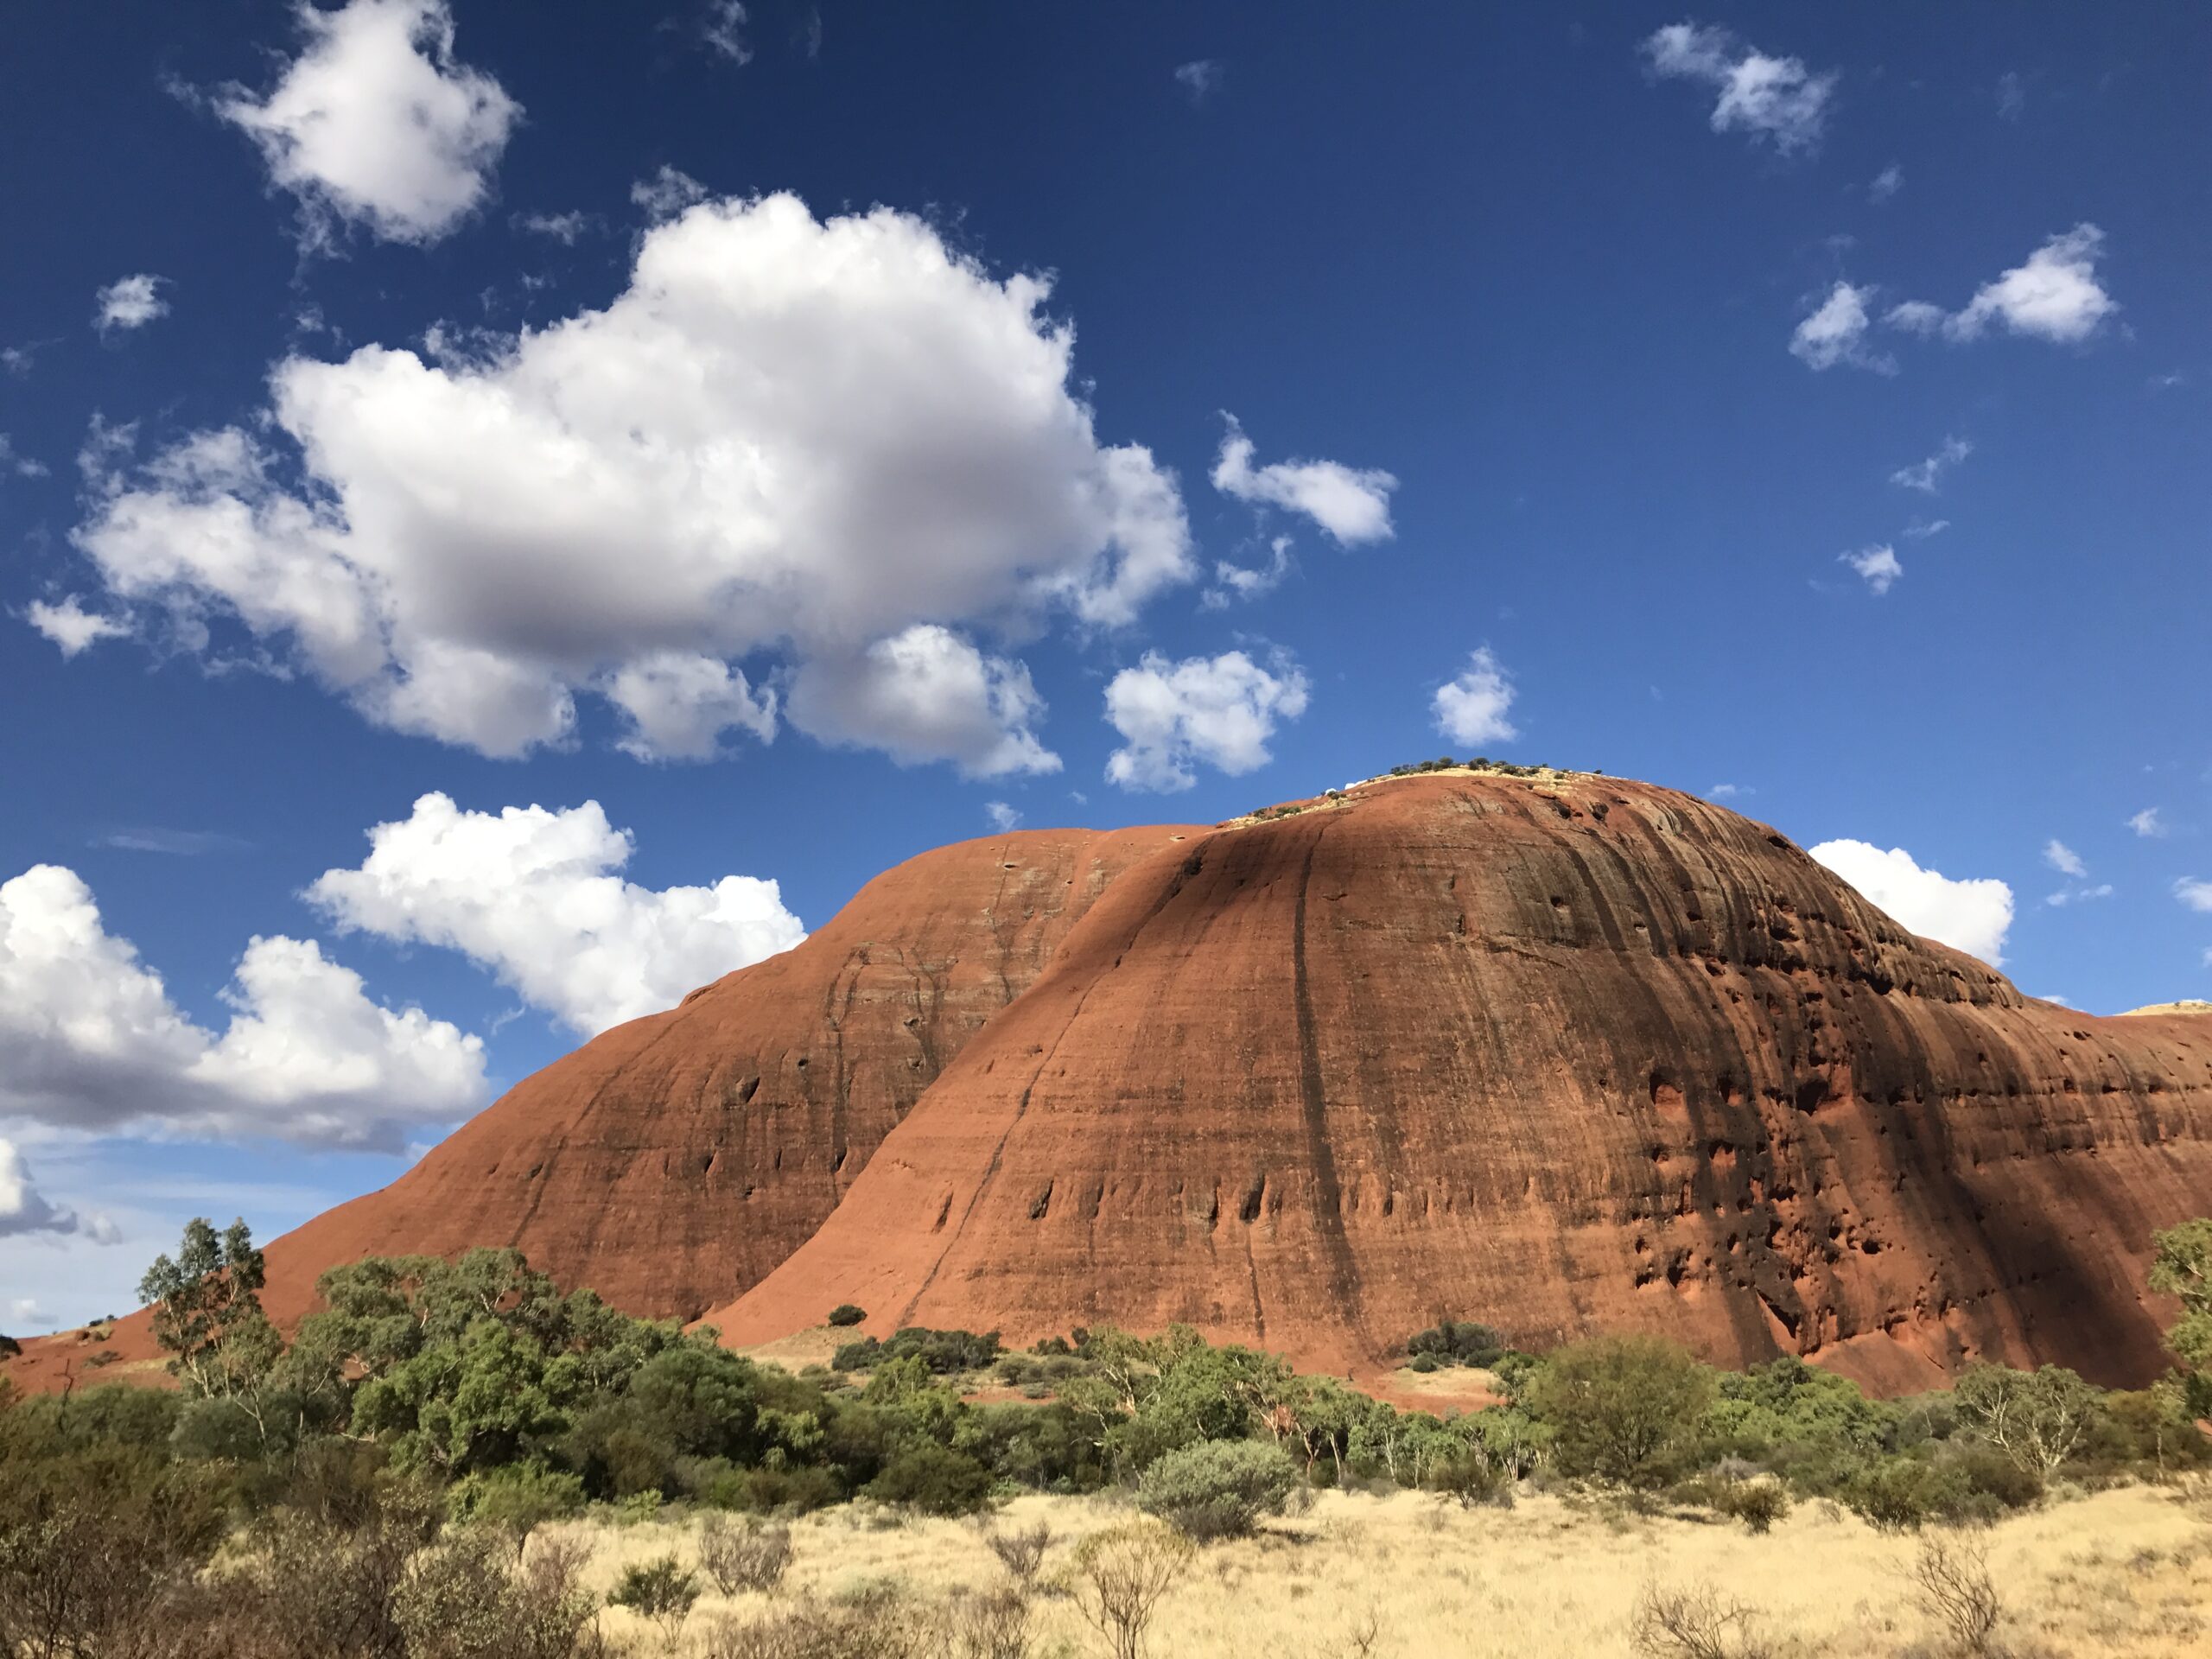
[556, 1478, 2212, 1657]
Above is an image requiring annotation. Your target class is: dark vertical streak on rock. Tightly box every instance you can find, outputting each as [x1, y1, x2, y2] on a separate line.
[1293, 825, 1366, 1338]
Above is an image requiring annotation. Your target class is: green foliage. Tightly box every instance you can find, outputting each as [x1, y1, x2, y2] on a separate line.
[826, 1304, 867, 1328]
[862, 1442, 995, 1515]
[1704, 1356, 1897, 1462]
[1951, 1363, 2101, 1479]
[449, 1461, 588, 1537]
[608, 1554, 700, 1645]
[1134, 1439, 1298, 1540]
[1405, 1319, 1506, 1368]
[1524, 1335, 1717, 1489]
[831, 1326, 1002, 1375]
[2151, 1217, 2212, 1413]
[138, 1216, 272, 1404]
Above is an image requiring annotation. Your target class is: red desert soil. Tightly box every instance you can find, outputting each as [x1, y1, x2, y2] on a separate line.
[11, 772, 2212, 1399]
[710, 772, 2212, 1395]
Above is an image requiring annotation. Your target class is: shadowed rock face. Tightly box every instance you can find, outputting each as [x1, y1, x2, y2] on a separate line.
[714, 772, 2212, 1392]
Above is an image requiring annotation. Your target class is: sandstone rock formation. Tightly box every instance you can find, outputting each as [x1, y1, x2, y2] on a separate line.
[713, 772, 2212, 1392]
[11, 770, 2211, 1400]
[0, 824, 1196, 1395]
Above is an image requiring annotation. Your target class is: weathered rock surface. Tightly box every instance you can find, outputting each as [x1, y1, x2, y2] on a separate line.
[0, 824, 1196, 1395]
[13, 771, 2211, 1401]
[715, 772, 2212, 1391]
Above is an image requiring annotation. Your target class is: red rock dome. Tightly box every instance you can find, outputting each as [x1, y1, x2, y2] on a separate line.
[712, 771, 2212, 1393]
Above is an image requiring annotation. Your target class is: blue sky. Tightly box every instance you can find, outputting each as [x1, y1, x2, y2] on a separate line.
[3, 3, 2208, 1328]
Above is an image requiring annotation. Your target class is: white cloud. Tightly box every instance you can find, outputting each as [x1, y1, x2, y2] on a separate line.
[1790, 282, 1893, 373]
[60, 193, 1194, 770]
[785, 626, 1060, 778]
[1886, 225, 2117, 346]
[1211, 417, 1395, 544]
[1808, 840, 2014, 964]
[0, 434, 48, 478]
[2129, 807, 2168, 838]
[1432, 647, 1520, 747]
[94, 275, 169, 335]
[699, 0, 751, 63]
[0, 864, 486, 1149]
[513, 209, 593, 244]
[1174, 60, 1223, 105]
[6, 1297, 51, 1330]
[1840, 545, 1902, 594]
[305, 792, 806, 1035]
[1103, 650, 1309, 792]
[984, 801, 1021, 833]
[1641, 22, 1835, 154]
[1903, 518, 1949, 540]
[1870, 164, 1903, 203]
[2177, 878, 2212, 914]
[1997, 72, 2025, 121]
[216, 0, 518, 247]
[1891, 435, 1973, 493]
[0, 1137, 118, 1243]
[24, 598, 129, 658]
[604, 652, 776, 762]
[631, 164, 709, 221]
[2043, 839, 2086, 878]
[1203, 536, 1294, 609]
[1709, 784, 1751, 800]
[2044, 883, 2112, 908]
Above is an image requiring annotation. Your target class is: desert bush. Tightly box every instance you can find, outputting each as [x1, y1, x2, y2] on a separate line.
[0, 1449, 228, 1659]
[1629, 1581, 1776, 1659]
[1912, 1536, 2002, 1657]
[984, 1518, 1052, 1585]
[1134, 1440, 1298, 1540]
[1405, 1319, 1506, 1368]
[1526, 1336, 1716, 1490]
[1840, 1456, 1955, 1532]
[1952, 1363, 2101, 1480]
[702, 1587, 947, 1659]
[394, 1529, 610, 1659]
[1429, 1452, 1513, 1510]
[832, 1327, 1002, 1375]
[698, 1515, 794, 1595]
[826, 1305, 867, 1328]
[948, 1584, 1030, 1659]
[451, 1463, 588, 1549]
[863, 1443, 996, 1516]
[1673, 1473, 1790, 1534]
[607, 1555, 700, 1649]
[1066, 1521, 1193, 1659]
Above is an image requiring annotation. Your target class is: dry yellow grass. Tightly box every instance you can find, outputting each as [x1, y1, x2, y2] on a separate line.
[551, 1478, 2211, 1657]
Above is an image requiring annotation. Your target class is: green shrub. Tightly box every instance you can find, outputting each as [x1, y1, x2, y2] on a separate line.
[1405, 1320, 1506, 1368]
[1713, 1478, 1789, 1534]
[1840, 1456, 1955, 1531]
[862, 1444, 995, 1516]
[826, 1305, 867, 1328]
[698, 1460, 846, 1515]
[1408, 1353, 1440, 1374]
[449, 1462, 587, 1540]
[832, 1327, 1002, 1375]
[1525, 1335, 1717, 1489]
[1134, 1440, 1298, 1541]
[607, 1555, 699, 1646]
[697, 1515, 793, 1595]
